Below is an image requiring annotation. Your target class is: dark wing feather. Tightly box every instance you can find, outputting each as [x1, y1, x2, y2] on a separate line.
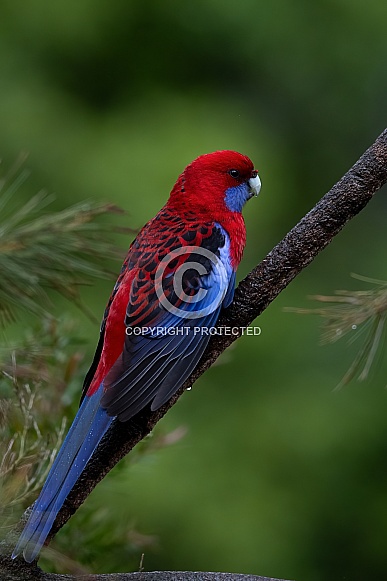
[100, 220, 234, 421]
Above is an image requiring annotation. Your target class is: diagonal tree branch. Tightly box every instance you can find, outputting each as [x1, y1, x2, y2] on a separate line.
[2, 128, 387, 580]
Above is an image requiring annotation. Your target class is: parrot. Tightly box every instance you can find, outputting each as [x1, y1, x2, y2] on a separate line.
[12, 150, 261, 562]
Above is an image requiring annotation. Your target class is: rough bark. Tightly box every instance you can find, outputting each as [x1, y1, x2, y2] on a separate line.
[1, 128, 386, 581]
[0, 559, 291, 581]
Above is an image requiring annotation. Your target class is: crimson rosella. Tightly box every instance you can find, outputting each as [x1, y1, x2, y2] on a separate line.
[13, 150, 261, 562]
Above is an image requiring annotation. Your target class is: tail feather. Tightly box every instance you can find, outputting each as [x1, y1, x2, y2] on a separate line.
[12, 384, 113, 562]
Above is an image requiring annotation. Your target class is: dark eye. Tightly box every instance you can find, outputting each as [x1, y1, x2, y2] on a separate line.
[228, 169, 240, 179]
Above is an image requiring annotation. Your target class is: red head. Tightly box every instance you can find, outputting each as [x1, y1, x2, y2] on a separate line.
[167, 150, 261, 220]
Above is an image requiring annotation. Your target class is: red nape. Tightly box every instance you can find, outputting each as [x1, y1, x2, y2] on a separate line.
[167, 150, 255, 267]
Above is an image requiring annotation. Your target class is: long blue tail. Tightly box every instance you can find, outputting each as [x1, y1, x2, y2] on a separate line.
[12, 384, 113, 562]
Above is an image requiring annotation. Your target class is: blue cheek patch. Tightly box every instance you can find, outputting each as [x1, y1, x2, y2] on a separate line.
[224, 183, 250, 213]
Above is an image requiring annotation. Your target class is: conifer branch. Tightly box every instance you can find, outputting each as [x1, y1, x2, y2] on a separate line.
[285, 275, 387, 386]
[0, 160, 127, 324]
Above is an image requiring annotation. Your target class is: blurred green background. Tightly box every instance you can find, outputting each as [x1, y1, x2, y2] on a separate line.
[1, 1, 387, 580]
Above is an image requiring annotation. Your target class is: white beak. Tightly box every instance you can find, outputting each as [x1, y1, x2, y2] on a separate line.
[248, 174, 261, 197]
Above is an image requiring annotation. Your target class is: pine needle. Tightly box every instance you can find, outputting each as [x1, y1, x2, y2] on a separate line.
[285, 275, 387, 387]
[0, 157, 131, 323]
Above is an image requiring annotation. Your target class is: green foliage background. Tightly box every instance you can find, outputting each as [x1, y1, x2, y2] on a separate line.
[1, 1, 387, 579]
